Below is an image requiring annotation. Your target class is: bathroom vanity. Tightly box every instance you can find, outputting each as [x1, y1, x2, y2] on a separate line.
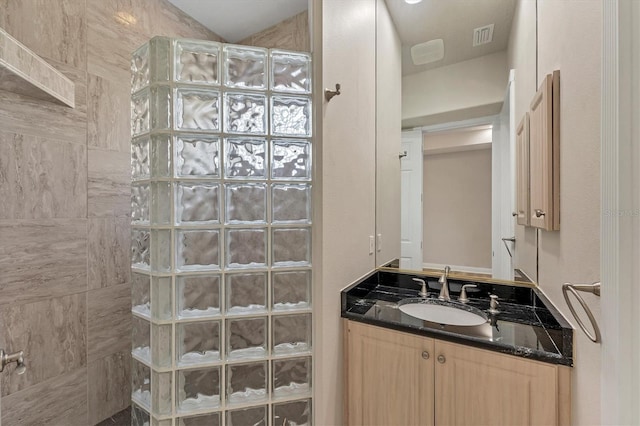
[341, 270, 573, 425]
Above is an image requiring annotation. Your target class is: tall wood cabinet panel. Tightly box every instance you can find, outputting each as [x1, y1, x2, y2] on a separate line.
[529, 71, 560, 230]
[344, 321, 435, 426]
[516, 113, 531, 225]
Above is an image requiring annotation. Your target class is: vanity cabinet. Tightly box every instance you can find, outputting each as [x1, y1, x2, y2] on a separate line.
[344, 320, 571, 426]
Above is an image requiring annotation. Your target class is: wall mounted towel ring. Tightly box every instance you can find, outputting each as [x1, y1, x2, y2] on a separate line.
[562, 282, 601, 343]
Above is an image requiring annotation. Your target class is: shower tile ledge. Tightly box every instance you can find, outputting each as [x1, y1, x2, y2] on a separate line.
[0, 27, 75, 107]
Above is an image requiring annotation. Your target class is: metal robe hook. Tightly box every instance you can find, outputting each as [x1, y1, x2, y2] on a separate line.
[324, 83, 341, 102]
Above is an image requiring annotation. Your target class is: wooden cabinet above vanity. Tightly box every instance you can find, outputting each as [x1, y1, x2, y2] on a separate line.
[344, 320, 571, 426]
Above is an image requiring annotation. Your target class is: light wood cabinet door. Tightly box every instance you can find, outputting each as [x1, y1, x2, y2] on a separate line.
[345, 321, 435, 426]
[529, 71, 560, 230]
[434, 340, 561, 426]
[516, 113, 530, 226]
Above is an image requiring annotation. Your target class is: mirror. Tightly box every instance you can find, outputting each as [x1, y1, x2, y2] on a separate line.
[375, 0, 538, 283]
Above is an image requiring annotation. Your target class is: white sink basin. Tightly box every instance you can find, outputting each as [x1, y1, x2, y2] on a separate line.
[399, 300, 488, 326]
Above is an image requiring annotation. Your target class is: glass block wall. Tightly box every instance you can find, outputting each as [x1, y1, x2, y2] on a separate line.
[130, 37, 312, 426]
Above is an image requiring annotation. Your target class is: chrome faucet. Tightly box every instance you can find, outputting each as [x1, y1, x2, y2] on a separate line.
[438, 266, 451, 301]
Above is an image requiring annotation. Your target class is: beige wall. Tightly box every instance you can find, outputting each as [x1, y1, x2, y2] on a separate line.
[0, 1, 222, 424]
[239, 11, 310, 52]
[375, 0, 402, 267]
[508, 0, 602, 423]
[422, 148, 493, 269]
[402, 51, 509, 128]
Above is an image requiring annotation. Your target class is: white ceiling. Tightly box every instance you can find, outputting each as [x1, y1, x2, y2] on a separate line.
[384, 0, 517, 76]
[166, 0, 514, 76]
[166, 0, 308, 42]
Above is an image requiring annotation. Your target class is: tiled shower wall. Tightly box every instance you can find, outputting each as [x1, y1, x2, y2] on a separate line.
[0, 2, 310, 425]
[0, 1, 225, 424]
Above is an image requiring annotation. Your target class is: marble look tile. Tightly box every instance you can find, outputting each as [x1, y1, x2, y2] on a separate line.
[0, 293, 87, 396]
[88, 74, 131, 152]
[88, 217, 131, 289]
[87, 283, 131, 362]
[88, 351, 132, 425]
[0, 219, 87, 306]
[154, 0, 225, 41]
[1, 367, 88, 426]
[96, 407, 131, 426]
[0, 0, 87, 70]
[88, 148, 131, 218]
[0, 131, 87, 220]
[239, 11, 310, 52]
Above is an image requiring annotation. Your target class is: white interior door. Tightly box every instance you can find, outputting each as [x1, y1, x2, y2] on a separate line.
[491, 74, 516, 280]
[400, 130, 423, 270]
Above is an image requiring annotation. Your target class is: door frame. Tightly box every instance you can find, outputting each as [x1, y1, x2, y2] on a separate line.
[601, 0, 640, 423]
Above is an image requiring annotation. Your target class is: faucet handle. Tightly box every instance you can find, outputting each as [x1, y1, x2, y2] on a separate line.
[488, 294, 500, 314]
[458, 284, 477, 303]
[1, 349, 26, 375]
[412, 278, 428, 298]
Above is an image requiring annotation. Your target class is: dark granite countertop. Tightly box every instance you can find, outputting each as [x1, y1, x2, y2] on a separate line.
[341, 269, 573, 366]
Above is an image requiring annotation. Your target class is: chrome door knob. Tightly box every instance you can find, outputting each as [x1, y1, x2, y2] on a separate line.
[437, 354, 446, 364]
[421, 351, 430, 360]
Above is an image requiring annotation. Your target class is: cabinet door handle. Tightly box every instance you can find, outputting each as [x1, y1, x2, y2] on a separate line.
[421, 351, 430, 360]
[437, 354, 446, 364]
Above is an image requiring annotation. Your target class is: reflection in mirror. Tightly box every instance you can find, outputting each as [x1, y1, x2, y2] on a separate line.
[376, 0, 536, 282]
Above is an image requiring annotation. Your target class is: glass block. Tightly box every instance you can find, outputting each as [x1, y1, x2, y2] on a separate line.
[151, 276, 172, 321]
[272, 184, 311, 223]
[271, 95, 312, 137]
[132, 316, 150, 362]
[131, 88, 150, 137]
[132, 272, 151, 317]
[226, 406, 267, 426]
[175, 87, 221, 131]
[176, 230, 220, 271]
[175, 134, 220, 178]
[175, 39, 221, 85]
[131, 42, 149, 93]
[273, 357, 312, 398]
[272, 228, 311, 267]
[225, 183, 267, 224]
[177, 321, 221, 366]
[226, 362, 268, 404]
[131, 229, 150, 270]
[225, 228, 266, 269]
[273, 399, 312, 426]
[131, 183, 150, 225]
[151, 370, 172, 416]
[151, 229, 171, 273]
[151, 323, 172, 369]
[150, 182, 171, 225]
[271, 139, 311, 180]
[176, 275, 221, 319]
[152, 418, 172, 426]
[226, 272, 267, 315]
[178, 412, 221, 426]
[223, 92, 267, 134]
[272, 314, 312, 355]
[132, 359, 151, 409]
[272, 270, 311, 311]
[227, 317, 267, 360]
[223, 45, 267, 90]
[224, 138, 266, 179]
[149, 37, 171, 84]
[150, 85, 171, 131]
[271, 50, 311, 94]
[177, 367, 221, 413]
[132, 403, 151, 426]
[150, 133, 171, 178]
[176, 182, 220, 224]
[131, 136, 150, 180]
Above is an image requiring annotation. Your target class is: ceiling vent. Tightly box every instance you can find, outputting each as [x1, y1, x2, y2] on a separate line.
[473, 24, 494, 46]
[410, 39, 444, 65]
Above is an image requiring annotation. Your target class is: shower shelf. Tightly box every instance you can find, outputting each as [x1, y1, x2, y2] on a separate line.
[0, 27, 75, 108]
